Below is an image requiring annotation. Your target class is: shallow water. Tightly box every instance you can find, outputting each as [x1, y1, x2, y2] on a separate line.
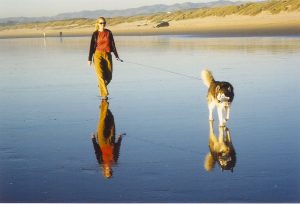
[0, 35, 299, 202]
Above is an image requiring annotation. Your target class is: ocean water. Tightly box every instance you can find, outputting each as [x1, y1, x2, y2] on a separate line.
[0, 35, 299, 202]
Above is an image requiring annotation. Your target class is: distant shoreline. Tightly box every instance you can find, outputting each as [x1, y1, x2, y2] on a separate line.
[1, 11, 300, 39]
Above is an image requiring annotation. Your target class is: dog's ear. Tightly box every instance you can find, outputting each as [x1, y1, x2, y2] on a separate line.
[216, 85, 220, 92]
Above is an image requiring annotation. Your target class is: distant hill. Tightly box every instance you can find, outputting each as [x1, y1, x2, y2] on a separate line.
[0, 0, 243, 25]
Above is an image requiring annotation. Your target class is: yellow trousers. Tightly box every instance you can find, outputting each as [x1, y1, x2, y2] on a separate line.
[93, 51, 113, 97]
[97, 100, 115, 146]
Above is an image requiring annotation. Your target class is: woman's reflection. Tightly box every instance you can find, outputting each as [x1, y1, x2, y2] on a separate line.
[204, 120, 236, 172]
[91, 100, 124, 179]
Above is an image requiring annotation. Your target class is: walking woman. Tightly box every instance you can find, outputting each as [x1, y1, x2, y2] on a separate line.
[88, 17, 122, 100]
[91, 100, 124, 179]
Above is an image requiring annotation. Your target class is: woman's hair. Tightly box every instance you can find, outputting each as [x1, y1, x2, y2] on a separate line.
[95, 16, 106, 31]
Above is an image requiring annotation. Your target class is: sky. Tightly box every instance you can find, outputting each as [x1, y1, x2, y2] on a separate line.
[0, 0, 261, 18]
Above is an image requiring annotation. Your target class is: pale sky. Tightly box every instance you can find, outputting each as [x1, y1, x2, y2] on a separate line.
[0, 0, 261, 18]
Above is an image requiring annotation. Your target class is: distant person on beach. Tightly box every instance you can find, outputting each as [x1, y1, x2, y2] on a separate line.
[91, 100, 124, 179]
[88, 16, 122, 100]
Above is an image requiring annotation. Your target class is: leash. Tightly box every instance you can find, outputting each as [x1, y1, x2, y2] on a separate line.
[121, 59, 202, 81]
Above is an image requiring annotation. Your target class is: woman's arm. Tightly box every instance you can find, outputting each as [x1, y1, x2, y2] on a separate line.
[91, 133, 103, 164]
[88, 32, 96, 62]
[109, 31, 119, 59]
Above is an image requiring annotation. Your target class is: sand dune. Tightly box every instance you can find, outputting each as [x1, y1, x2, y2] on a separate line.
[0, 11, 299, 38]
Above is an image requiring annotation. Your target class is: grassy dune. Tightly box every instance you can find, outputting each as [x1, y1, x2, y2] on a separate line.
[110, 0, 300, 24]
[0, 0, 300, 37]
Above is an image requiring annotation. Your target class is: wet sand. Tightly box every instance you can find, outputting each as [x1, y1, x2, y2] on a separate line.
[0, 36, 300, 202]
[0, 11, 300, 38]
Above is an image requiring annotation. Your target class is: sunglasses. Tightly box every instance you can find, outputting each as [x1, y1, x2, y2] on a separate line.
[98, 22, 106, 25]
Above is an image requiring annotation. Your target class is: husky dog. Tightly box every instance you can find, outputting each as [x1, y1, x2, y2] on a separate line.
[204, 120, 236, 172]
[201, 69, 234, 127]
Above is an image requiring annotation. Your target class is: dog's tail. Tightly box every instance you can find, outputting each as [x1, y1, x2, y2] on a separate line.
[201, 69, 214, 87]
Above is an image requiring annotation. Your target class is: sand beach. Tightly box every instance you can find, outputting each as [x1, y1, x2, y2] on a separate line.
[1, 35, 300, 202]
[0, 11, 300, 38]
[1, 0, 300, 202]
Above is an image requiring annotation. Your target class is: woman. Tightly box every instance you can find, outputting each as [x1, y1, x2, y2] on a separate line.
[88, 17, 122, 100]
[91, 100, 124, 179]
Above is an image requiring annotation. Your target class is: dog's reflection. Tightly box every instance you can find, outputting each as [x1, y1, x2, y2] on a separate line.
[204, 120, 236, 172]
[91, 100, 124, 179]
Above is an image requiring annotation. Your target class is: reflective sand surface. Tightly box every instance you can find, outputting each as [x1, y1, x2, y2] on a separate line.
[0, 36, 299, 202]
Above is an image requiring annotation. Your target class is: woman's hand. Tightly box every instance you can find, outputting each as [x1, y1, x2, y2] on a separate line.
[88, 61, 92, 66]
[116, 57, 123, 62]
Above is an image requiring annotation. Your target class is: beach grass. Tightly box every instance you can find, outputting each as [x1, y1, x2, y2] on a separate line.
[0, 0, 300, 37]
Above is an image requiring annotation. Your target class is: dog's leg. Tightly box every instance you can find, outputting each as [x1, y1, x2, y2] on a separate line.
[209, 120, 214, 135]
[217, 106, 225, 127]
[218, 126, 225, 143]
[225, 127, 231, 142]
[208, 102, 214, 121]
[209, 120, 218, 151]
[225, 106, 230, 121]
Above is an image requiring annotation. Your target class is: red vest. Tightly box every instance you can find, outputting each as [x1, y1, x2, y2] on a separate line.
[96, 30, 111, 52]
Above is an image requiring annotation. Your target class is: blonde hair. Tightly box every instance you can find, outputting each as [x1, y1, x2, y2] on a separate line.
[95, 16, 106, 31]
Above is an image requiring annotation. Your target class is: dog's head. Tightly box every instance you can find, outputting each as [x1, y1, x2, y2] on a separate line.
[215, 82, 234, 105]
[218, 127, 236, 171]
[204, 148, 236, 172]
[217, 147, 236, 172]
